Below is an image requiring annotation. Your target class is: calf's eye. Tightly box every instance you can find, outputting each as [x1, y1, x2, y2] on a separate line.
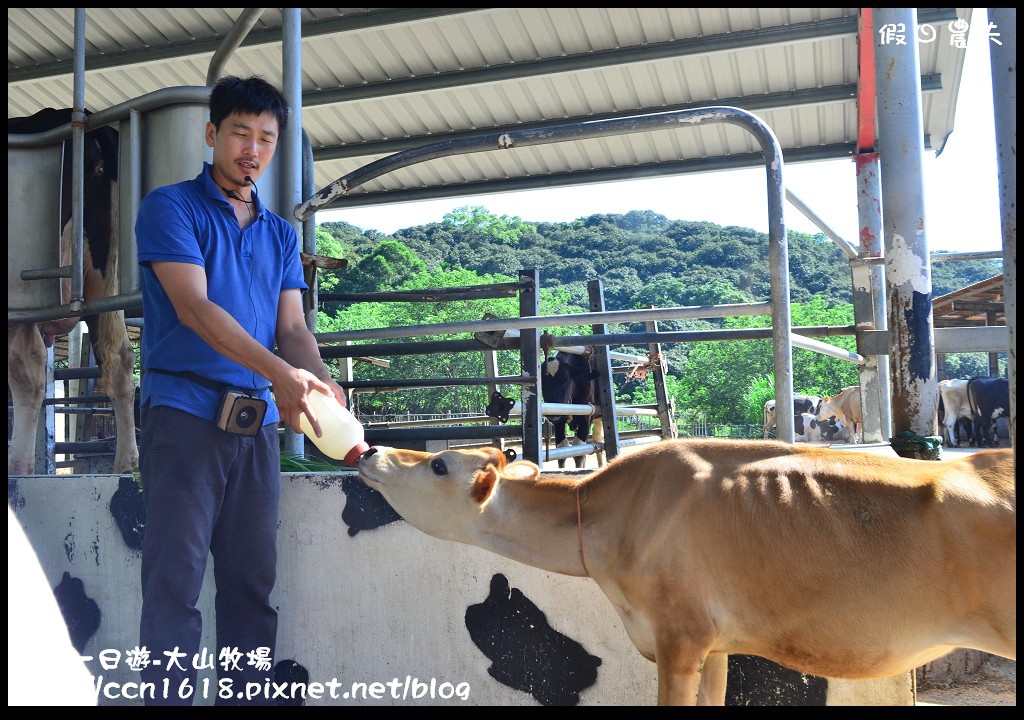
[430, 458, 448, 475]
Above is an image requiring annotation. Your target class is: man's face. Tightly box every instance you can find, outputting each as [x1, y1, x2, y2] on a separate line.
[206, 111, 280, 189]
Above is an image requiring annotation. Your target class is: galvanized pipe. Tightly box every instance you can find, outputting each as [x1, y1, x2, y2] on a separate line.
[362, 403, 659, 429]
[548, 343, 649, 365]
[69, 9, 87, 307]
[280, 8, 305, 458]
[317, 301, 771, 343]
[988, 7, 1016, 460]
[541, 442, 603, 463]
[874, 8, 939, 443]
[856, 152, 892, 440]
[205, 8, 266, 86]
[790, 334, 864, 365]
[786, 189, 859, 259]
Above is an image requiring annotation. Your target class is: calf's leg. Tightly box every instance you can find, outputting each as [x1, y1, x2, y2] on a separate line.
[8, 323, 47, 475]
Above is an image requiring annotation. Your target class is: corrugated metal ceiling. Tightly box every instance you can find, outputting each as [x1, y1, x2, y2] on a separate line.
[8, 8, 972, 213]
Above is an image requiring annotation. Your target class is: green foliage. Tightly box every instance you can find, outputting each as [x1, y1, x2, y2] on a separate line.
[318, 263, 588, 416]
[313, 228, 348, 293]
[315, 209, 994, 424]
[743, 374, 775, 426]
[930, 255, 1001, 297]
[346, 239, 426, 293]
[655, 298, 858, 424]
[441, 205, 537, 245]
[944, 352, 1005, 379]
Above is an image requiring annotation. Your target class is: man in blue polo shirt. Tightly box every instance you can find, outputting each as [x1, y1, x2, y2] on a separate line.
[135, 75, 346, 705]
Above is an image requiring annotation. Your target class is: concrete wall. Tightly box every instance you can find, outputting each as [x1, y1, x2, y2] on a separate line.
[8, 471, 912, 706]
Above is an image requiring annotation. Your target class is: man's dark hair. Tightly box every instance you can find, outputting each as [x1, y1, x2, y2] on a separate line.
[209, 75, 290, 133]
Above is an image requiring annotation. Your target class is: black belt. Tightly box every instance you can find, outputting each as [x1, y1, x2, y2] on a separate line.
[145, 367, 269, 394]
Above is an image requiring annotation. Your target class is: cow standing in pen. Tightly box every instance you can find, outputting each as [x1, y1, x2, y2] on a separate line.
[540, 350, 603, 469]
[816, 386, 863, 444]
[938, 378, 975, 448]
[7, 108, 138, 475]
[967, 376, 1010, 448]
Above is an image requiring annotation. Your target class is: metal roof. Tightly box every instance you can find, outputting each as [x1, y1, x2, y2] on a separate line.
[8, 8, 973, 213]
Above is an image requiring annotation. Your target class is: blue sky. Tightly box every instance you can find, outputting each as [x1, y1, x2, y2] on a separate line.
[318, 11, 1004, 254]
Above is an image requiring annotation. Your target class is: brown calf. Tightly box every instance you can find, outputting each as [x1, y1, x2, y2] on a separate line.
[817, 385, 863, 444]
[358, 438, 1015, 705]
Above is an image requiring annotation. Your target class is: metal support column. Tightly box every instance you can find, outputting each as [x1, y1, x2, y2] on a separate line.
[519, 269, 543, 464]
[588, 279, 621, 460]
[854, 153, 891, 441]
[281, 8, 304, 457]
[34, 345, 58, 476]
[645, 314, 677, 439]
[874, 8, 939, 451]
[988, 8, 1016, 461]
[483, 342, 506, 453]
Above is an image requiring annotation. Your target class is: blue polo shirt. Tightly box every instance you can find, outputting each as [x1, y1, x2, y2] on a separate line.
[137, 162, 307, 425]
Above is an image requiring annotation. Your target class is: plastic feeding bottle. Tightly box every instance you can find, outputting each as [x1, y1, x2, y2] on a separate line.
[299, 390, 371, 467]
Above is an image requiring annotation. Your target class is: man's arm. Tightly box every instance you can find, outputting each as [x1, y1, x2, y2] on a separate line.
[274, 287, 347, 435]
[150, 261, 333, 433]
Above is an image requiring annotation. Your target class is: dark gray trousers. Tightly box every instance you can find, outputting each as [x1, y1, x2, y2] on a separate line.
[139, 405, 280, 706]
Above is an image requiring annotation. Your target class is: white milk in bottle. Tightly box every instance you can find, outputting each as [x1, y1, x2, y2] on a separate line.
[299, 390, 370, 466]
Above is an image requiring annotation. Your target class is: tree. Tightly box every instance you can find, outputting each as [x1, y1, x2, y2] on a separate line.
[342, 239, 426, 294]
[313, 228, 349, 293]
[314, 210, 996, 424]
[321, 266, 591, 416]
[930, 255, 1002, 297]
[670, 298, 858, 424]
[441, 205, 537, 246]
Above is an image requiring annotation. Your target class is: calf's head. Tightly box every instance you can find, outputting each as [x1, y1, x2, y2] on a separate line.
[358, 446, 540, 539]
[816, 396, 838, 423]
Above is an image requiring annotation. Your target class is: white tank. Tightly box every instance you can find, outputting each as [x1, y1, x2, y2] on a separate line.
[7, 144, 63, 310]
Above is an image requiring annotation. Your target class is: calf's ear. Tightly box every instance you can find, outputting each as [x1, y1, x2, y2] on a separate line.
[503, 461, 541, 482]
[471, 465, 500, 505]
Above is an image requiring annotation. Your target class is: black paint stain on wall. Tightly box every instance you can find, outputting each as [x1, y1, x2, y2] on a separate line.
[726, 654, 828, 706]
[91, 529, 102, 567]
[109, 474, 146, 551]
[340, 476, 403, 536]
[8, 479, 26, 510]
[465, 573, 601, 706]
[273, 659, 309, 706]
[64, 532, 75, 563]
[53, 571, 101, 654]
[905, 290, 937, 381]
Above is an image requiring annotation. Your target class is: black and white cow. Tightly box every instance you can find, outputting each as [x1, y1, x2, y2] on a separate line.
[795, 413, 822, 443]
[540, 350, 602, 469]
[763, 394, 821, 440]
[966, 376, 1009, 448]
[7, 108, 138, 474]
[796, 412, 845, 443]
